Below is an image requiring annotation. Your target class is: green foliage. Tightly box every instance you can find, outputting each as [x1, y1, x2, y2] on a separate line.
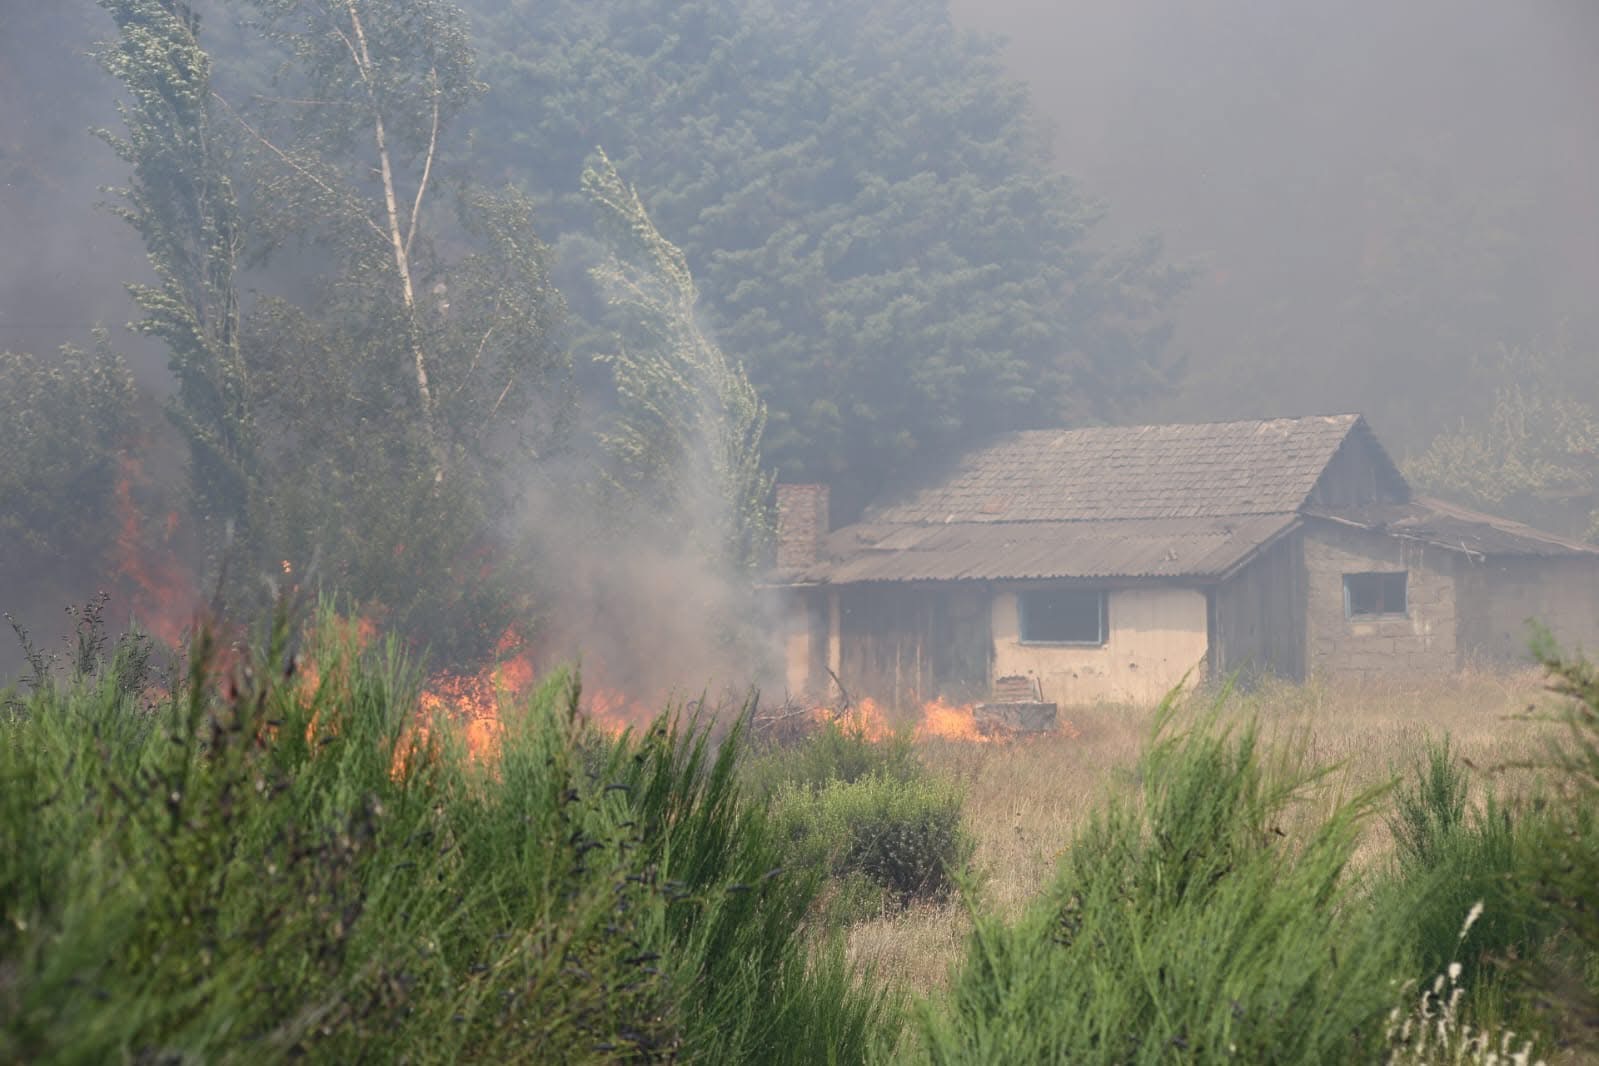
[1518, 636, 1599, 1043]
[467, 0, 1184, 507]
[0, 339, 137, 583]
[232, 0, 571, 657]
[745, 719, 920, 798]
[1407, 345, 1599, 542]
[745, 721, 964, 921]
[0, 604, 892, 1063]
[95, 0, 257, 560]
[94, 0, 571, 660]
[770, 772, 971, 919]
[583, 149, 774, 571]
[1389, 737, 1470, 869]
[1377, 740, 1549, 998]
[914, 701, 1407, 1064]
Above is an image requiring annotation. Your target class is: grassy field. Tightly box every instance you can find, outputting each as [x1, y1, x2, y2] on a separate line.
[4, 605, 1595, 1062]
[847, 670, 1565, 996]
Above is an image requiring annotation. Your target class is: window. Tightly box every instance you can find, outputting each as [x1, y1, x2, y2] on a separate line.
[1018, 588, 1106, 644]
[1343, 572, 1408, 618]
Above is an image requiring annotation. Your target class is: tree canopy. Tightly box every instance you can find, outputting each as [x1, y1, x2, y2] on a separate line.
[1407, 346, 1599, 543]
[90, 0, 571, 659]
[466, 0, 1184, 511]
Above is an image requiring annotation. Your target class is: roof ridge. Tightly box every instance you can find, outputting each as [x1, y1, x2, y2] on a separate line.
[992, 413, 1364, 437]
[861, 511, 1305, 528]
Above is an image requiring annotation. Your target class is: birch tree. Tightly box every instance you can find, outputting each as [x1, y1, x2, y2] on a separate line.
[90, 0, 569, 657]
[228, 0, 569, 655]
[236, 0, 482, 473]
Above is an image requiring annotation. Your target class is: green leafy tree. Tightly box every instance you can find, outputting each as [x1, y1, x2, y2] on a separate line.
[584, 150, 774, 572]
[225, 0, 570, 656]
[1408, 346, 1599, 543]
[96, 0, 257, 563]
[94, 0, 570, 659]
[466, 0, 1184, 511]
[0, 338, 137, 592]
[236, 0, 485, 474]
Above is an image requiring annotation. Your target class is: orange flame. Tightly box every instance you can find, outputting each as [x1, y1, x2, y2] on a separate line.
[804, 695, 1074, 744]
[586, 687, 658, 736]
[112, 453, 200, 646]
[915, 697, 991, 743]
[365, 624, 535, 778]
[820, 697, 896, 742]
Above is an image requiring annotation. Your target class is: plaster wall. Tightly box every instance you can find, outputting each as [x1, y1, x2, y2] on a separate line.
[991, 584, 1209, 705]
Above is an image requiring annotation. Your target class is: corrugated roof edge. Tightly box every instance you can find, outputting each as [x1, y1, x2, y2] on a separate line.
[768, 514, 1304, 586]
[1308, 497, 1599, 558]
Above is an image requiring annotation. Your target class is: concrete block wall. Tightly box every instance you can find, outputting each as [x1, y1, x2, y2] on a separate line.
[1458, 556, 1599, 663]
[1303, 523, 1458, 678]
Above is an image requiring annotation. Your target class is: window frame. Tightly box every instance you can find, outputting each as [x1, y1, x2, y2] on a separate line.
[1342, 571, 1409, 619]
[1017, 587, 1109, 646]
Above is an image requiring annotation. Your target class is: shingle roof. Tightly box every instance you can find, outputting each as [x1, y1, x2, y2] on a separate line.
[1310, 498, 1599, 558]
[796, 514, 1300, 583]
[869, 414, 1366, 523]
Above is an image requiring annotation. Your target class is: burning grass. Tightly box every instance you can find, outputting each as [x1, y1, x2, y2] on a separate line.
[801, 693, 1079, 747]
[3, 603, 1597, 1063]
[0, 603, 894, 1064]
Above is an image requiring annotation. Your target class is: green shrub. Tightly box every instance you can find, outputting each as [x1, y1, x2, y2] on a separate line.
[1390, 737, 1470, 868]
[771, 772, 972, 920]
[1377, 740, 1549, 1000]
[0, 602, 895, 1063]
[744, 718, 920, 798]
[0, 339, 137, 589]
[1518, 635, 1599, 1046]
[913, 698, 1409, 1065]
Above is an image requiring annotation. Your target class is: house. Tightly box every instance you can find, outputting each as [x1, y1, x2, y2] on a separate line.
[771, 415, 1599, 709]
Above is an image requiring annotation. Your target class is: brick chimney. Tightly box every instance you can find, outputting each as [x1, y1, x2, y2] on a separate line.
[775, 483, 829, 568]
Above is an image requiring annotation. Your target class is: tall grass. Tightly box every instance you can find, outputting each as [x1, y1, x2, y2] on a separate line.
[1518, 635, 1599, 1051]
[1377, 741, 1548, 998]
[6, 604, 1597, 1063]
[0, 603, 893, 1063]
[912, 699, 1412, 1064]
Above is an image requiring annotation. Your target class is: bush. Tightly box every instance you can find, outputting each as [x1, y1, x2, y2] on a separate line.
[913, 698, 1410, 1064]
[1377, 740, 1550, 998]
[1517, 636, 1599, 1047]
[743, 718, 920, 798]
[770, 772, 972, 920]
[0, 603, 895, 1064]
[0, 339, 137, 588]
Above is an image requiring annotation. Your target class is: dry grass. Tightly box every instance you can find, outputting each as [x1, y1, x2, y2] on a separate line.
[846, 669, 1568, 995]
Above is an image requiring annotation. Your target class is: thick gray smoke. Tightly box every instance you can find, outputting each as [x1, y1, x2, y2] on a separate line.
[0, 2, 163, 386]
[950, 0, 1599, 456]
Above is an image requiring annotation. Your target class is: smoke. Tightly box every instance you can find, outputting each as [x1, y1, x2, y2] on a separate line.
[949, 0, 1599, 455]
[0, 1, 165, 388]
[9, 0, 1597, 685]
[510, 451, 785, 716]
